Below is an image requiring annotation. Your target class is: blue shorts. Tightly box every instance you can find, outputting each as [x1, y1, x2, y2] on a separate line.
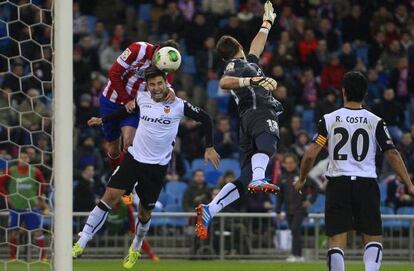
[9, 209, 41, 230]
[99, 95, 139, 142]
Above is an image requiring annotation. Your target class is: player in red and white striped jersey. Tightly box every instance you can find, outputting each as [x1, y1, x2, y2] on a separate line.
[99, 40, 178, 170]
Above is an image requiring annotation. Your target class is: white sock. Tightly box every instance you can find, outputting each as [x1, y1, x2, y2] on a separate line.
[77, 201, 111, 248]
[132, 218, 151, 251]
[208, 183, 240, 217]
[251, 153, 269, 181]
[327, 247, 345, 271]
[364, 242, 383, 271]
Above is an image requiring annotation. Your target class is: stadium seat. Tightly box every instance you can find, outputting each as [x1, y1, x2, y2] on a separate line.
[137, 4, 152, 22]
[205, 170, 222, 187]
[192, 158, 216, 173]
[207, 80, 219, 98]
[164, 181, 188, 206]
[381, 206, 401, 229]
[182, 55, 196, 75]
[164, 204, 188, 227]
[308, 194, 325, 213]
[216, 95, 230, 113]
[218, 159, 240, 177]
[396, 207, 414, 228]
[151, 205, 167, 227]
[86, 16, 97, 34]
[301, 109, 315, 135]
[378, 182, 387, 205]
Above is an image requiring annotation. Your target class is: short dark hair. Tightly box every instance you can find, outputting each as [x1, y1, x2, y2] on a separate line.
[158, 39, 179, 50]
[342, 71, 367, 102]
[145, 65, 166, 81]
[216, 35, 242, 62]
[283, 152, 299, 164]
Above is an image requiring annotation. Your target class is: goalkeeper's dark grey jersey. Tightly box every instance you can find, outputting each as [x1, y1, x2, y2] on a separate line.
[223, 54, 283, 116]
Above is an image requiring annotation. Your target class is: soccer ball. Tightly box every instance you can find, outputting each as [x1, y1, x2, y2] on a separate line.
[153, 46, 182, 72]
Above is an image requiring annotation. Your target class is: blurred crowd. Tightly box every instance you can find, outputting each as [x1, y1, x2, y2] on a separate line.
[1, 0, 414, 220]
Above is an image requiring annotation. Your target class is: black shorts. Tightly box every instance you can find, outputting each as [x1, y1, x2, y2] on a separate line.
[107, 152, 168, 210]
[325, 176, 382, 236]
[239, 108, 279, 152]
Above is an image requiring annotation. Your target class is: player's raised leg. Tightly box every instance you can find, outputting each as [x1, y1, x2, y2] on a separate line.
[73, 152, 139, 258]
[72, 187, 125, 258]
[247, 132, 280, 194]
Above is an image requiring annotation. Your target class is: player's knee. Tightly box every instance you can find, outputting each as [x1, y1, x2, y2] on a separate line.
[232, 180, 245, 195]
[101, 189, 122, 208]
[255, 132, 277, 157]
[138, 207, 152, 222]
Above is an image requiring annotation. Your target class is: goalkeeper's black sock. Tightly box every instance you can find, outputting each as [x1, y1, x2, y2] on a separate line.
[327, 248, 345, 271]
[363, 242, 382, 271]
[78, 200, 111, 248]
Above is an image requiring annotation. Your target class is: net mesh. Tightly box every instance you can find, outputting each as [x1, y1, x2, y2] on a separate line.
[0, 0, 53, 270]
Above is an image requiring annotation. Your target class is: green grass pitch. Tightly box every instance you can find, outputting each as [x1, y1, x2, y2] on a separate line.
[4, 260, 413, 271]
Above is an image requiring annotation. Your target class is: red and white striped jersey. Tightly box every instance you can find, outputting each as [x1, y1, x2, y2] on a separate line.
[102, 41, 173, 105]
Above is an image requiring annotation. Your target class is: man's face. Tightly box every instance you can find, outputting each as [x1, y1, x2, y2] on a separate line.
[147, 75, 168, 102]
[19, 153, 30, 165]
[83, 166, 95, 179]
[193, 171, 205, 185]
[218, 119, 230, 133]
[283, 157, 297, 172]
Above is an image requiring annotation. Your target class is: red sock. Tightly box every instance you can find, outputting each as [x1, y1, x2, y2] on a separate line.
[35, 236, 46, 259]
[141, 240, 156, 259]
[9, 236, 17, 259]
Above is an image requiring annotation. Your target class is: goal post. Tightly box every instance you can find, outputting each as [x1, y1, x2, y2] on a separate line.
[53, 0, 73, 270]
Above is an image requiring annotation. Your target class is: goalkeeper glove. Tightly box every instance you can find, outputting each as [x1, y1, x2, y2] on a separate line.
[239, 77, 278, 91]
[262, 1, 277, 28]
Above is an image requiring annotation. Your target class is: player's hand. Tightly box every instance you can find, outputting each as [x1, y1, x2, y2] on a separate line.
[250, 77, 278, 91]
[263, 1, 277, 26]
[88, 117, 103, 126]
[125, 100, 136, 113]
[293, 178, 305, 194]
[204, 147, 220, 169]
[166, 88, 176, 103]
[302, 200, 311, 208]
[407, 185, 414, 197]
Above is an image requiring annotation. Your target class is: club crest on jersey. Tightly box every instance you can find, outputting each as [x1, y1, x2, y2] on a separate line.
[120, 48, 131, 61]
[164, 106, 170, 113]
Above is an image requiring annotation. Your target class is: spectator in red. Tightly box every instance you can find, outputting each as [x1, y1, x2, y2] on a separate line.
[321, 54, 345, 91]
[298, 29, 318, 64]
[389, 56, 413, 106]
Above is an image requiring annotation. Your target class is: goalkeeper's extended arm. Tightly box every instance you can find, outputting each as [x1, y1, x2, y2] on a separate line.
[220, 76, 277, 91]
[248, 1, 276, 58]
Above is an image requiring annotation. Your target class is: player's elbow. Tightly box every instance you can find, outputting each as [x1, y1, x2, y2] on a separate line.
[219, 78, 231, 90]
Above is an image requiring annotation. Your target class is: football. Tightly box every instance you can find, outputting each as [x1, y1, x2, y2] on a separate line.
[153, 46, 182, 72]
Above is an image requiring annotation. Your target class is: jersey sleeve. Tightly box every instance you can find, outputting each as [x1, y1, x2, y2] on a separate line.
[246, 54, 259, 64]
[375, 119, 395, 152]
[312, 117, 328, 147]
[223, 60, 238, 77]
[107, 42, 143, 103]
[183, 101, 213, 148]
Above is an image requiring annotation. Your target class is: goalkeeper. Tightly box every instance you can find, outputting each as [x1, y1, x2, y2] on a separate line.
[196, 1, 282, 240]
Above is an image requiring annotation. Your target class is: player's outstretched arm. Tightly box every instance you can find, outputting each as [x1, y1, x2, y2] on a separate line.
[88, 100, 139, 127]
[384, 149, 414, 195]
[219, 76, 277, 91]
[295, 143, 323, 192]
[248, 1, 276, 58]
[183, 101, 220, 169]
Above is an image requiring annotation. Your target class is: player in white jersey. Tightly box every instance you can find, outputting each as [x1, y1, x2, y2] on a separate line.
[295, 71, 414, 271]
[72, 66, 220, 269]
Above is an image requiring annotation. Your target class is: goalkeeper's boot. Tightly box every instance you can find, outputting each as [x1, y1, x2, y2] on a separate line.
[195, 204, 212, 241]
[248, 178, 280, 194]
[123, 245, 141, 270]
[72, 243, 84, 259]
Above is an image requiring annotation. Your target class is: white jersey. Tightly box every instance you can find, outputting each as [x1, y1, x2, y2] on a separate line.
[128, 91, 184, 165]
[313, 107, 395, 178]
